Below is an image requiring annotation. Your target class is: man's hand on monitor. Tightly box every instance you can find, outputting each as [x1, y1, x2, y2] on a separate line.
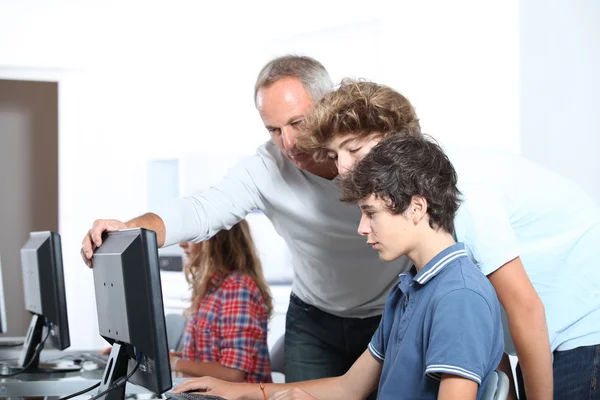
[81, 219, 128, 268]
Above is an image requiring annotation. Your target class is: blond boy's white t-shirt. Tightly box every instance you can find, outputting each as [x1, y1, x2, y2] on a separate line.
[447, 145, 600, 352]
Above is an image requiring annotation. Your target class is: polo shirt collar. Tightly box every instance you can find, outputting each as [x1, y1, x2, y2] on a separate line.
[413, 242, 468, 285]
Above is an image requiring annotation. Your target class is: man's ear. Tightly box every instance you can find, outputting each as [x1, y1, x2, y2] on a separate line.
[410, 195, 428, 224]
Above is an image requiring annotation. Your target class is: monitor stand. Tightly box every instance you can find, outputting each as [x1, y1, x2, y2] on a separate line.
[12, 314, 80, 373]
[96, 342, 129, 400]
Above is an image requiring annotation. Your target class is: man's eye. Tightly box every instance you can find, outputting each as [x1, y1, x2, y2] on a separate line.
[349, 147, 362, 154]
[291, 120, 305, 128]
[268, 128, 281, 136]
[327, 153, 338, 160]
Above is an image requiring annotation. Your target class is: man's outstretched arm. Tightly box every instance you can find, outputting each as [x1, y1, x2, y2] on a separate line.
[81, 153, 269, 267]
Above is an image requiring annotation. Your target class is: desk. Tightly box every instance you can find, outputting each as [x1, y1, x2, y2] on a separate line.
[0, 371, 185, 397]
[0, 347, 63, 363]
[0, 337, 25, 347]
[0, 348, 185, 397]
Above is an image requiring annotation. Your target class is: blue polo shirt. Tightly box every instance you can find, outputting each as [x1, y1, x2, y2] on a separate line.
[368, 243, 504, 400]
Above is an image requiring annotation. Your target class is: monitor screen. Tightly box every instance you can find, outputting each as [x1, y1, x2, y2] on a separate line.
[19, 231, 71, 369]
[92, 228, 172, 396]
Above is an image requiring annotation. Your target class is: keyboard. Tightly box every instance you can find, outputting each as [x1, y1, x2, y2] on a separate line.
[79, 352, 109, 367]
[164, 392, 226, 400]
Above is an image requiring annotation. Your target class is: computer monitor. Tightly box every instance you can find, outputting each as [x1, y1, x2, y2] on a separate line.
[19, 231, 73, 371]
[0, 254, 8, 334]
[92, 228, 172, 398]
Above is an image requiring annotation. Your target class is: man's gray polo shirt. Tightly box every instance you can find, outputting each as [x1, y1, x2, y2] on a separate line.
[368, 243, 504, 399]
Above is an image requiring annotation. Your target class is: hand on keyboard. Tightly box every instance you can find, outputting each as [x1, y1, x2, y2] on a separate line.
[169, 376, 251, 400]
[80, 352, 109, 367]
[164, 392, 226, 400]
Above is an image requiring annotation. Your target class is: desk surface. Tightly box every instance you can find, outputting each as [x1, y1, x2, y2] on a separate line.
[0, 348, 185, 397]
[0, 337, 25, 346]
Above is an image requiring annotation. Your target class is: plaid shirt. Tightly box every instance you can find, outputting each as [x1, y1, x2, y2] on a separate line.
[182, 271, 272, 383]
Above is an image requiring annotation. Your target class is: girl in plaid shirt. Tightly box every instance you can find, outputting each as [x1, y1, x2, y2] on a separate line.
[169, 220, 273, 383]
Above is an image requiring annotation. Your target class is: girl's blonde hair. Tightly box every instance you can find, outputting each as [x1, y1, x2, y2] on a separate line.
[183, 220, 273, 318]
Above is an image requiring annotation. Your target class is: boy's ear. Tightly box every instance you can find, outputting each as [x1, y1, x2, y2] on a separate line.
[410, 195, 428, 224]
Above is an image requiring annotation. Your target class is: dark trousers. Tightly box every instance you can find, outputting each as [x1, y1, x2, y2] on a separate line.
[517, 344, 600, 399]
[284, 293, 382, 400]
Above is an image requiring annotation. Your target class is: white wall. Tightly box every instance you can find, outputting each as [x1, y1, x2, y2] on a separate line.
[0, 0, 520, 349]
[520, 0, 600, 201]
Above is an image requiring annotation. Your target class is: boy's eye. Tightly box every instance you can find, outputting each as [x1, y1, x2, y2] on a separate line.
[348, 147, 362, 154]
[327, 153, 338, 160]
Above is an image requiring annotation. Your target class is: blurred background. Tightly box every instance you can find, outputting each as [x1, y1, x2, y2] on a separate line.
[0, 0, 598, 351]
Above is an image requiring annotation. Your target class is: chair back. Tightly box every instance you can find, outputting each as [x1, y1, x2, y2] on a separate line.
[481, 369, 510, 400]
[270, 334, 285, 374]
[166, 313, 187, 352]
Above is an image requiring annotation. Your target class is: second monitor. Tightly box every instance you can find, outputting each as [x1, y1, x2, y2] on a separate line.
[18, 231, 74, 372]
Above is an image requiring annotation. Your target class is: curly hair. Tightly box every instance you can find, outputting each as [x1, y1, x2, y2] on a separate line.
[338, 134, 461, 234]
[297, 79, 422, 161]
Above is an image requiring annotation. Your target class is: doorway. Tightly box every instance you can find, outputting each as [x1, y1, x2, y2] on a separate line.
[0, 79, 59, 337]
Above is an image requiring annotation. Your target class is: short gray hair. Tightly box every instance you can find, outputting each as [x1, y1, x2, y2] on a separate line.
[254, 55, 333, 104]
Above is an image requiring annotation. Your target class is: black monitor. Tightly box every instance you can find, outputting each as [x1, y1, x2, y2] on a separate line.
[19, 231, 73, 371]
[92, 228, 172, 397]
